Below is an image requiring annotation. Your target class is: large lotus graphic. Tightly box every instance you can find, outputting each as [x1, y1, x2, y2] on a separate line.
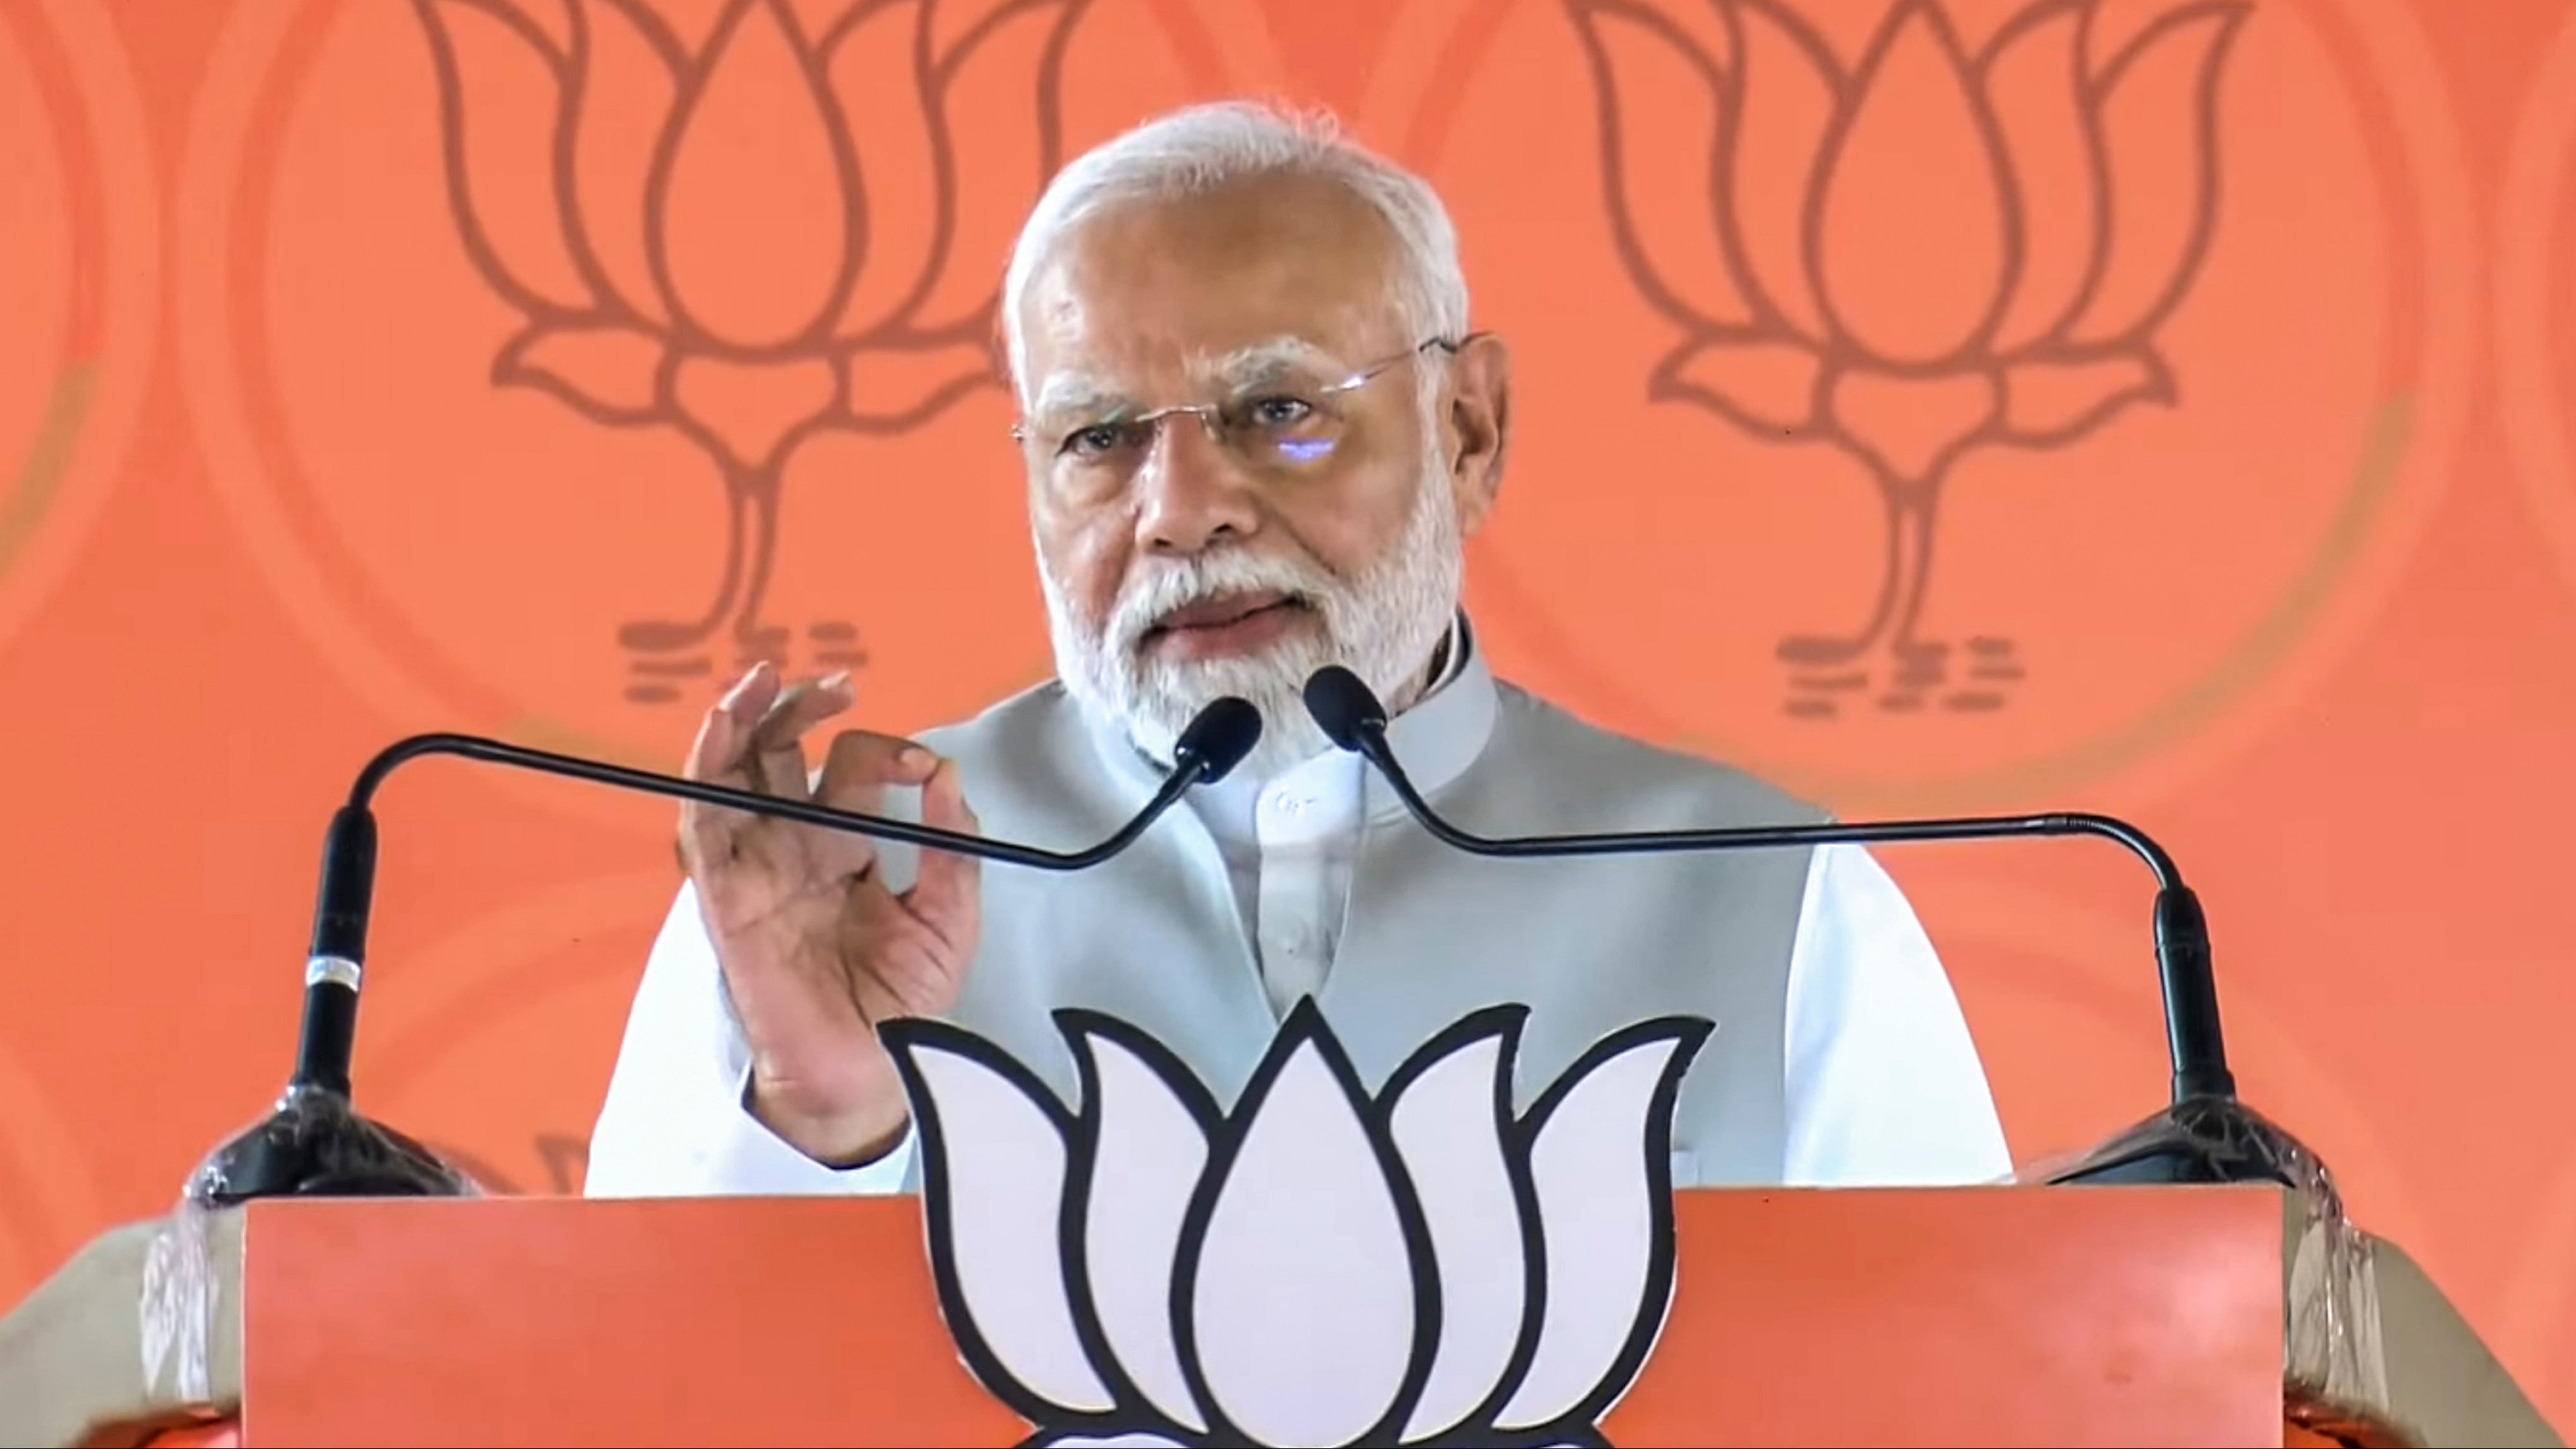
[412, 0, 1084, 701]
[879, 1001, 1711, 1448]
[1568, 0, 2245, 716]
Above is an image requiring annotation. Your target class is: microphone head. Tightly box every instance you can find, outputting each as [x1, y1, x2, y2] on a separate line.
[1173, 696, 1264, 783]
[1302, 665, 1389, 754]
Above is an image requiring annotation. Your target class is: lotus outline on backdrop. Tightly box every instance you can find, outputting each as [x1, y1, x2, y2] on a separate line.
[880, 999, 1708, 1448]
[410, 0, 1088, 703]
[1567, 0, 2246, 717]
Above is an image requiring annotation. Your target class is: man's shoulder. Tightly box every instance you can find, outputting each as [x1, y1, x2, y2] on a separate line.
[907, 676, 1098, 781]
[1486, 676, 1833, 828]
[914, 677, 1068, 743]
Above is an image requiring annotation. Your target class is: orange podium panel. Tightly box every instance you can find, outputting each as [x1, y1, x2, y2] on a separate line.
[210, 1184, 2285, 1448]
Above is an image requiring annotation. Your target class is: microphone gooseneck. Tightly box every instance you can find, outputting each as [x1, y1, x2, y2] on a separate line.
[1301, 665, 2234, 1111]
[193, 693, 1258, 1207]
[277, 695, 1262, 1126]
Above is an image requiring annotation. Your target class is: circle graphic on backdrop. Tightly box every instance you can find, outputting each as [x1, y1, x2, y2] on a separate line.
[176, 0, 1286, 804]
[2496, 3, 2576, 609]
[350, 868, 680, 1196]
[1358, 0, 2472, 815]
[0, 0, 157, 660]
[0, 1034, 104, 1311]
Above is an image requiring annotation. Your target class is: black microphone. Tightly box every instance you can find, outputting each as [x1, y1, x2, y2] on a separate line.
[1302, 664, 2296, 1189]
[188, 695, 1264, 1207]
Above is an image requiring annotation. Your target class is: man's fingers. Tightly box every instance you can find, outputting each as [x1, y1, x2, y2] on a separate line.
[719, 660, 781, 724]
[749, 670, 856, 749]
[686, 663, 839, 784]
[684, 665, 768, 784]
[679, 674, 760, 871]
[744, 671, 857, 799]
[904, 757, 981, 945]
[816, 729, 943, 816]
[679, 664, 850, 871]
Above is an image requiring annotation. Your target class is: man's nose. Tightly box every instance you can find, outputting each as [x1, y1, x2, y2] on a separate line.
[1134, 412, 1261, 555]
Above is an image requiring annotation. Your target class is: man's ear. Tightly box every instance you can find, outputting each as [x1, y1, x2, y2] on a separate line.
[1447, 332, 1511, 537]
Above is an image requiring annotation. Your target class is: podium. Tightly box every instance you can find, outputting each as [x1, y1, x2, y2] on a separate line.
[109, 1184, 2292, 1447]
[6, 998, 2562, 1447]
[3, 1174, 2566, 1446]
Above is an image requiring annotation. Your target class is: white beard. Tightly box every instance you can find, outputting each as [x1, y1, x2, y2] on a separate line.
[1039, 443, 1463, 783]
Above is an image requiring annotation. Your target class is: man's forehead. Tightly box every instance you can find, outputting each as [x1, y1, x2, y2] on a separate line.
[1016, 177, 1409, 411]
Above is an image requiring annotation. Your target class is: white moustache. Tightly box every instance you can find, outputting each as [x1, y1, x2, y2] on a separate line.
[1110, 551, 1339, 658]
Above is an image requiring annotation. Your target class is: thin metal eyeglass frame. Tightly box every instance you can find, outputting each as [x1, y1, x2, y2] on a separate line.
[1008, 335, 1476, 454]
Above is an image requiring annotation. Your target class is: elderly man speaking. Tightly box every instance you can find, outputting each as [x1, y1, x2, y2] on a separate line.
[581, 101, 2012, 1196]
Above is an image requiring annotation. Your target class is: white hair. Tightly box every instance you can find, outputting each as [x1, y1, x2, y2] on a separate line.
[999, 100, 1472, 404]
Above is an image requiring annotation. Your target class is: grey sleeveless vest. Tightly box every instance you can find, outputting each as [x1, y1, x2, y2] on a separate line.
[895, 674, 1828, 1188]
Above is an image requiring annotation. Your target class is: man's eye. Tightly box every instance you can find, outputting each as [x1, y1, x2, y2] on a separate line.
[1246, 396, 1315, 429]
[1063, 424, 1129, 458]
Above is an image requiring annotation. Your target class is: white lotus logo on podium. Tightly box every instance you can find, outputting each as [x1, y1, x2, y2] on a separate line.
[880, 1001, 1710, 1448]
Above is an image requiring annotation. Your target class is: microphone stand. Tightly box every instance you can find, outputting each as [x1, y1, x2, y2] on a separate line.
[189, 700, 1263, 1207]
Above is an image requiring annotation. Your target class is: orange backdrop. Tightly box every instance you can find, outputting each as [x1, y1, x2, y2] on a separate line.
[0, 0, 2571, 1430]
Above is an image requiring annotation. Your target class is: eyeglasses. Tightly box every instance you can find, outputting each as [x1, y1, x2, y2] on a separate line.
[1014, 335, 1474, 487]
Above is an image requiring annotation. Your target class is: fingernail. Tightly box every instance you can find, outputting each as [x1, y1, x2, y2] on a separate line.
[820, 669, 852, 691]
[897, 745, 928, 768]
